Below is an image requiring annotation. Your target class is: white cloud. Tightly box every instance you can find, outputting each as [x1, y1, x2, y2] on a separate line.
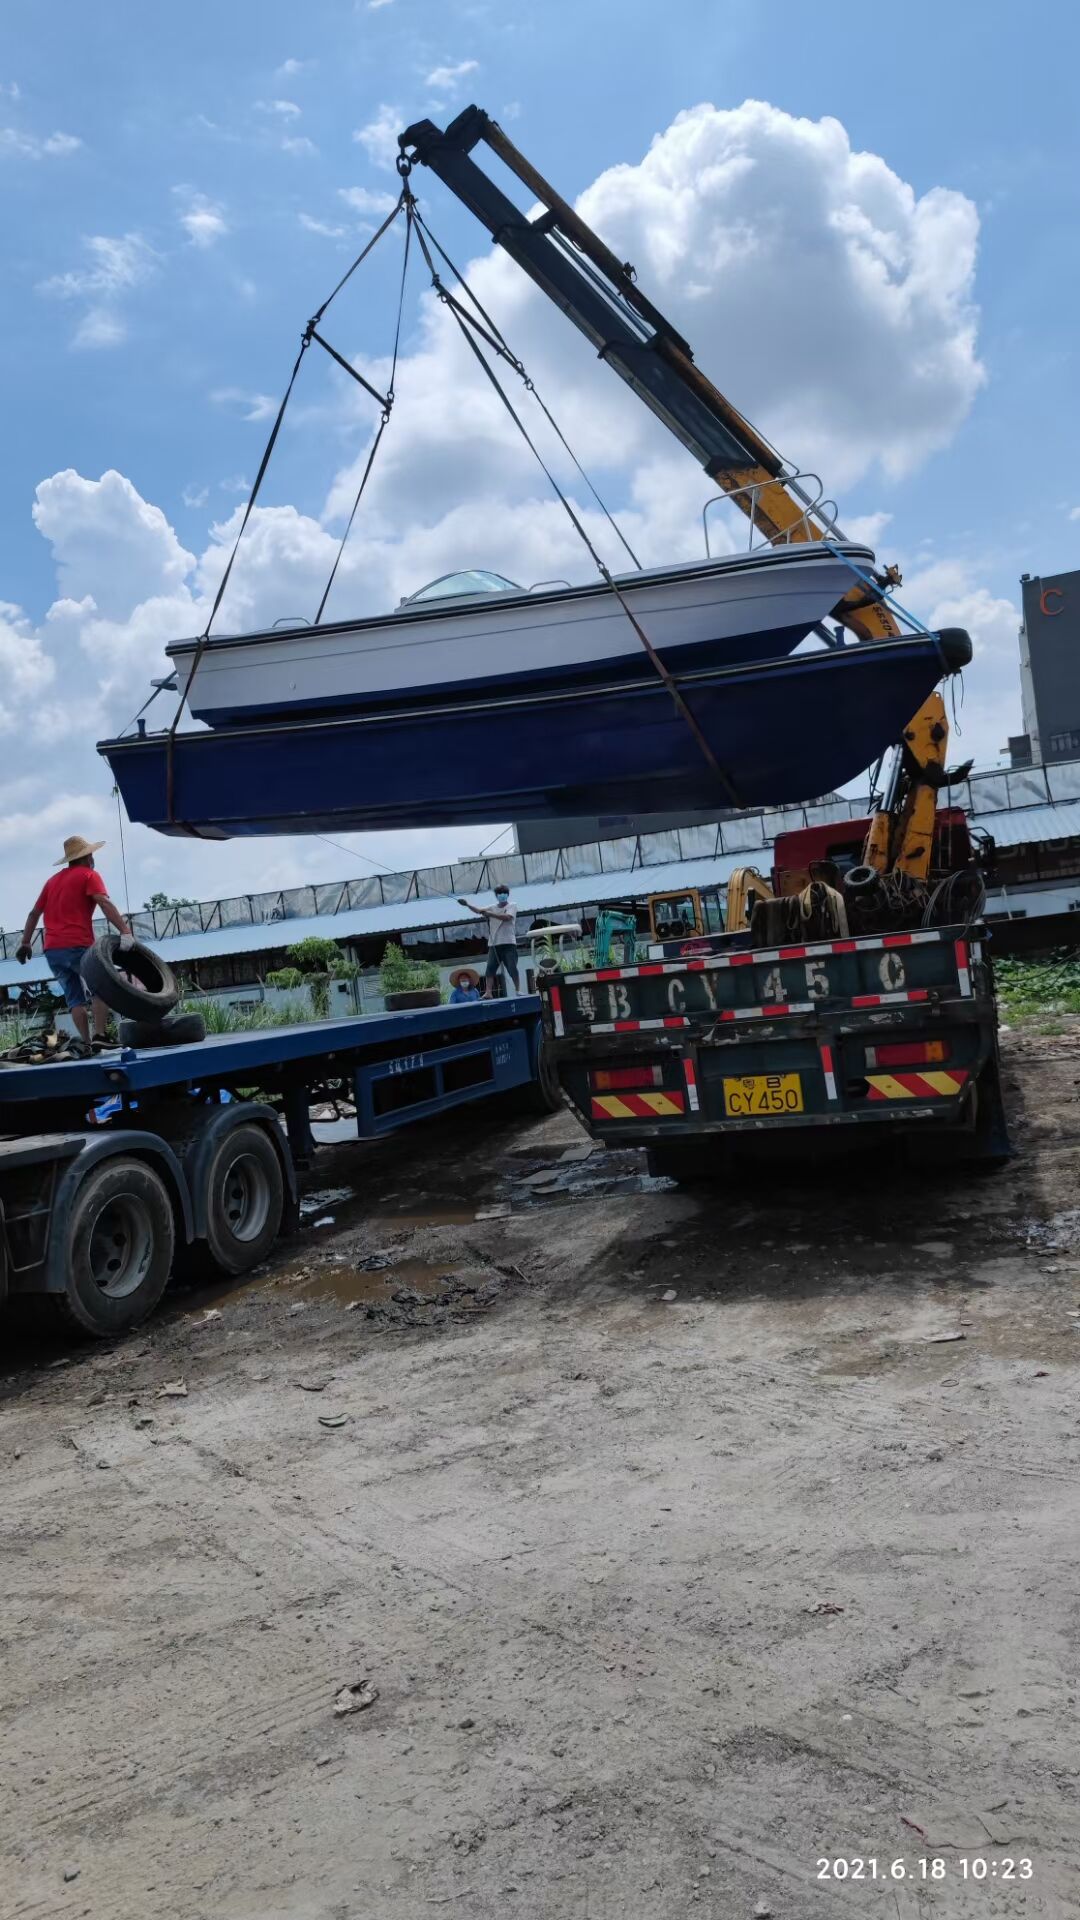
[337, 184, 397, 216]
[182, 484, 210, 508]
[425, 59, 479, 91]
[0, 604, 56, 730]
[32, 470, 195, 620]
[38, 231, 157, 350]
[368, 0, 395, 9]
[39, 232, 157, 299]
[275, 59, 313, 77]
[0, 82, 19, 99]
[210, 387, 276, 423]
[0, 125, 80, 158]
[1069, 507, 1080, 523]
[281, 133, 318, 157]
[300, 212, 347, 239]
[904, 558, 1021, 765]
[256, 98, 302, 117]
[353, 104, 401, 169]
[176, 190, 228, 248]
[72, 307, 127, 351]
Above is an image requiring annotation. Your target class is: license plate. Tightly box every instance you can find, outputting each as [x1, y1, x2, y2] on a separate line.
[722, 1072, 804, 1117]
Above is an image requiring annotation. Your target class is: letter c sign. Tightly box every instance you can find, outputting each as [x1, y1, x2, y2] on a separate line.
[1041, 586, 1065, 617]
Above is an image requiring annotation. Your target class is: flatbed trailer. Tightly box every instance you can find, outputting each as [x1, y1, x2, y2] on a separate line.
[540, 924, 1009, 1179]
[0, 996, 555, 1336]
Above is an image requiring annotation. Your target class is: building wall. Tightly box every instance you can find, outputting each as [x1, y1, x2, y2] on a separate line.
[1019, 568, 1080, 762]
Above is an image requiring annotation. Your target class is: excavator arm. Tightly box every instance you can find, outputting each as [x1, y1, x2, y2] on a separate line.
[399, 107, 900, 641]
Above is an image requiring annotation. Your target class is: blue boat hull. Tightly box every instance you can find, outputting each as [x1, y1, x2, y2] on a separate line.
[100, 633, 964, 839]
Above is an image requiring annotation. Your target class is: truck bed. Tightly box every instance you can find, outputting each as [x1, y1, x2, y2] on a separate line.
[0, 997, 541, 1105]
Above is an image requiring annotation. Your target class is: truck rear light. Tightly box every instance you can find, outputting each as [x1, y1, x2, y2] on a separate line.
[865, 1039, 947, 1069]
[591, 1065, 664, 1090]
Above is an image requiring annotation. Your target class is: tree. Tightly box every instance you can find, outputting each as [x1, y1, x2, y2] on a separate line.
[144, 891, 195, 911]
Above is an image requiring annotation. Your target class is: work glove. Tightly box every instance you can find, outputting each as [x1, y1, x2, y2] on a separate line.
[15, 944, 31, 964]
[117, 934, 135, 953]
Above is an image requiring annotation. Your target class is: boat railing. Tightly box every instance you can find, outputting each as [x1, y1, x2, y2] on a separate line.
[702, 470, 845, 557]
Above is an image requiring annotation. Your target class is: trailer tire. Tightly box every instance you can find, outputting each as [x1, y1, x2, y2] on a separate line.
[51, 1157, 175, 1337]
[81, 935, 179, 1023]
[201, 1123, 284, 1275]
[518, 1032, 563, 1114]
[118, 1012, 207, 1049]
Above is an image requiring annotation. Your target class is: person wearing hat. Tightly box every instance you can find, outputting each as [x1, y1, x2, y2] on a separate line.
[456, 883, 520, 998]
[448, 965, 482, 1005]
[17, 836, 133, 1045]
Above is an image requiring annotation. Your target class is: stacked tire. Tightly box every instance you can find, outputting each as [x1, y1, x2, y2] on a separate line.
[80, 935, 206, 1047]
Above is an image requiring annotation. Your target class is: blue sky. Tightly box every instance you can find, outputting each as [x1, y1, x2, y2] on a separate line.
[1, 0, 1077, 917]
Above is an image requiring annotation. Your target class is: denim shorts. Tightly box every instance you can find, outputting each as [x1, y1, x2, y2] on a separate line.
[485, 943, 520, 986]
[45, 946, 91, 1009]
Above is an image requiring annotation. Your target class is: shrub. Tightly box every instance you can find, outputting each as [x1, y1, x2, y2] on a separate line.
[266, 966, 303, 990]
[379, 942, 441, 996]
[287, 936, 347, 973]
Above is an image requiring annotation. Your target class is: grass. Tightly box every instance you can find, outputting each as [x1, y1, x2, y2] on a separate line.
[994, 956, 1080, 1026]
[0, 1012, 47, 1051]
[180, 997, 314, 1032]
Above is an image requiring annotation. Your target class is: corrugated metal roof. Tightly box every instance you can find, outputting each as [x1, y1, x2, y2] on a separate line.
[971, 800, 1080, 847]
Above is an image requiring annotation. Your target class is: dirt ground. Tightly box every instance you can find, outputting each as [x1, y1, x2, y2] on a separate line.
[4, 1033, 1080, 1920]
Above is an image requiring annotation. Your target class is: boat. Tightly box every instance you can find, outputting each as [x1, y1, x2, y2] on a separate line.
[168, 544, 877, 727]
[100, 625, 972, 839]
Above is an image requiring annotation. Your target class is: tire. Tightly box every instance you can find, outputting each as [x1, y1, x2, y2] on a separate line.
[200, 1123, 284, 1275]
[517, 1031, 564, 1114]
[80, 935, 179, 1023]
[51, 1157, 175, 1337]
[118, 1011, 207, 1049]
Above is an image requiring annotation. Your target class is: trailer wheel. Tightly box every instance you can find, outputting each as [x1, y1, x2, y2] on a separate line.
[53, 1158, 176, 1336]
[518, 1032, 564, 1114]
[201, 1124, 284, 1275]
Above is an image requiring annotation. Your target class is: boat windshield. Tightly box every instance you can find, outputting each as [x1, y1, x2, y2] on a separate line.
[399, 570, 523, 607]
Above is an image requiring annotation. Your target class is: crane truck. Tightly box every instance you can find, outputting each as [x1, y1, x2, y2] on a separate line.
[402, 108, 1006, 1175]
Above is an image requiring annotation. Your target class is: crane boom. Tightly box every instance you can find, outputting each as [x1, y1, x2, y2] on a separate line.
[399, 105, 900, 641]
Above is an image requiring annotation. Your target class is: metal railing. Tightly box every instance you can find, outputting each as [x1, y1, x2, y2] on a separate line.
[702, 469, 844, 556]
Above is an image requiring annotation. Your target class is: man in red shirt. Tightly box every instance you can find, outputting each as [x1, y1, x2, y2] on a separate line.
[17, 835, 133, 1045]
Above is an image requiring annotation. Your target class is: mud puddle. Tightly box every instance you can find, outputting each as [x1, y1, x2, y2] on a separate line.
[282, 1255, 460, 1309]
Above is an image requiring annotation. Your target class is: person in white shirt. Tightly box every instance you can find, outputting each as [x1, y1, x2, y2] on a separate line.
[456, 884, 520, 998]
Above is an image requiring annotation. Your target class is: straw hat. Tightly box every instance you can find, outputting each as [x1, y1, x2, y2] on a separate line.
[55, 835, 105, 866]
[449, 965, 481, 988]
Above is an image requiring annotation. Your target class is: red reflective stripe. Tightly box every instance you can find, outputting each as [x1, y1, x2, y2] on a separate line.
[778, 945, 808, 959]
[829, 940, 857, 953]
[730, 952, 756, 966]
[639, 964, 664, 976]
[883, 933, 914, 947]
[686, 959, 706, 971]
